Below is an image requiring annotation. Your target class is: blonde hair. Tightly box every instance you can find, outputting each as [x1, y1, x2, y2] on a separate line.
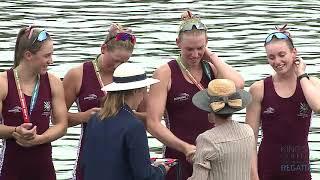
[103, 23, 135, 52]
[99, 88, 142, 120]
[178, 10, 207, 40]
[265, 24, 294, 50]
[14, 26, 51, 67]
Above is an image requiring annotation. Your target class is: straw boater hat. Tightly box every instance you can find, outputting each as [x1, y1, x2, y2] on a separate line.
[192, 79, 251, 114]
[101, 63, 159, 92]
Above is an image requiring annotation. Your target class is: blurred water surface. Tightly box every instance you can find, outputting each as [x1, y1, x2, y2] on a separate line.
[0, 0, 319, 179]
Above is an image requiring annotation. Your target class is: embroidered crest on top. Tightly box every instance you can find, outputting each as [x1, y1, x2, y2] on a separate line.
[42, 101, 51, 117]
[263, 107, 275, 114]
[173, 93, 190, 102]
[84, 94, 98, 101]
[297, 102, 310, 118]
[8, 106, 22, 113]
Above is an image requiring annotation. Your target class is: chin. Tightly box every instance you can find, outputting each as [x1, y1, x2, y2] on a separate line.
[39, 68, 48, 74]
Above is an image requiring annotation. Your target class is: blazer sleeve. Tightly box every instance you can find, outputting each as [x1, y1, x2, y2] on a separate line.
[125, 121, 165, 180]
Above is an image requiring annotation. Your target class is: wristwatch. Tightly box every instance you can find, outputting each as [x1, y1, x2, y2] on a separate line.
[298, 73, 309, 81]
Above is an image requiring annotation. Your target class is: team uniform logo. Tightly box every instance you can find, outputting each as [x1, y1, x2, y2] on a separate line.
[42, 101, 52, 117]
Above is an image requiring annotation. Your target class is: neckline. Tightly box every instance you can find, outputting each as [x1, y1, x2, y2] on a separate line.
[270, 76, 297, 99]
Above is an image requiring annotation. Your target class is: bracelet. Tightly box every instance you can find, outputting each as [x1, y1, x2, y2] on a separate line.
[298, 73, 309, 81]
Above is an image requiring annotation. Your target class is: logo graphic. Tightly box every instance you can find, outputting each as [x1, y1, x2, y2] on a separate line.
[173, 93, 190, 102]
[84, 94, 98, 101]
[42, 101, 52, 117]
[263, 107, 275, 114]
[44, 101, 51, 112]
[297, 102, 310, 118]
[8, 106, 22, 113]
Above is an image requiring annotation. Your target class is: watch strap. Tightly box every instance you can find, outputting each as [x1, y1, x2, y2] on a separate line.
[298, 73, 309, 81]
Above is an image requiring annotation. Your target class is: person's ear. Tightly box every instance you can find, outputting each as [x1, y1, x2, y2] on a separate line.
[101, 43, 107, 54]
[205, 36, 208, 46]
[176, 37, 181, 49]
[292, 47, 297, 59]
[24, 50, 33, 61]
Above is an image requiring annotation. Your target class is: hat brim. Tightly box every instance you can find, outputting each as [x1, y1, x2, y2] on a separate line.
[192, 89, 252, 114]
[101, 78, 159, 92]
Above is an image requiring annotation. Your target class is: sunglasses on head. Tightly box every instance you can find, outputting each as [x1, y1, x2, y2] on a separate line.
[28, 29, 49, 45]
[179, 19, 207, 33]
[107, 32, 136, 45]
[264, 32, 294, 47]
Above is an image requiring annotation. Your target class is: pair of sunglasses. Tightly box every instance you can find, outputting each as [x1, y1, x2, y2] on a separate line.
[28, 28, 49, 45]
[107, 32, 136, 45]
[264, 32, 294, 47]
[179, 19, 207, 33]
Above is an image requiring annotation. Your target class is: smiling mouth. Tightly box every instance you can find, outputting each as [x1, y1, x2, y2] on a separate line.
[275, 64, 285, 70]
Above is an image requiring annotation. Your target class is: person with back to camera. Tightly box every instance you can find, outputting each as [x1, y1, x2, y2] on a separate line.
[246, 24, 320, 180]
[63, 23, 138, 180]
[0, 25, 68, 180]
[188, 78, 254, 180]
[146, 10, 244, 180]
[81, 62, 170, 180]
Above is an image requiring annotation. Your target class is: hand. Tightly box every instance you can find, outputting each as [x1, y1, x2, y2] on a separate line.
[13, 124, 42, 147]
[13, 123, 37, 140]
[294, 56, 306, 77]
[152, 160, 171, 173]
[14, 133, 43, 147]
[162, 163, 171, 172]
[251, 173, 260, 180]
[201, 48, 213, 62]
[184, 144, 196, 163]
[84, 107, 101, 122]
[202, 48, 218, 63]
[154, 162, 171, 173]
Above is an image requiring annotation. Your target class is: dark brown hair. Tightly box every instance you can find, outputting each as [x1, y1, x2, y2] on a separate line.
[13, 26, 51, 67]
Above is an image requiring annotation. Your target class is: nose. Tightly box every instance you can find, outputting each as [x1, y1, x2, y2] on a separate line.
[273, 57, 282, 65]
[191, 50, 198, 58]
[48, 55, 53, 65]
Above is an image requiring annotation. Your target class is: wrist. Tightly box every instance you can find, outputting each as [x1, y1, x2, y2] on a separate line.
[297, 73, 309, 81]
[207, 53, 220, 64]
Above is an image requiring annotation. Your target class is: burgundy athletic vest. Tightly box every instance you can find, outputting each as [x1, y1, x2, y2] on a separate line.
[258, 76, 311, 180]
[73, 61, 105, 180]
[0, 69, 55, 180]
[165, 60, 214, 180]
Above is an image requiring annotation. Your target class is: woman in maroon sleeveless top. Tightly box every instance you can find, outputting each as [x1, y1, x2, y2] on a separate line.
[146, 11, 244, 180]
[0, 26, 68, 180]
[63, 23, 137, 180]
[246, 25, 320, 180]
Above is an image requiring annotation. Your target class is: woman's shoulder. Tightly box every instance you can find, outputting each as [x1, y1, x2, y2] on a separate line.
[63, 64, 84, 82]
[249, 80, 264, 101]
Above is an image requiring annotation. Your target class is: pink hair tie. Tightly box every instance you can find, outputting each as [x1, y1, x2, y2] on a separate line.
[25, 25, 35, 39]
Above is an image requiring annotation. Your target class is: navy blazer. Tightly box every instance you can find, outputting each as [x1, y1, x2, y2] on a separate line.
[81, 104, 165, 180]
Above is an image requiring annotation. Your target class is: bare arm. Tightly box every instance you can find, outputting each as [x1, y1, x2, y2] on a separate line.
[0, 73, 16, 138]
[203, 48, 244, 89]
[134, 92, 148, 125]
[294, 57, 320, 113]
[41, 73, 68, 142]
[245, 80, 263, 180]
[63, 66, 100, 127]
[300, 77, 320, 113]
[146, 65, 195, 156]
